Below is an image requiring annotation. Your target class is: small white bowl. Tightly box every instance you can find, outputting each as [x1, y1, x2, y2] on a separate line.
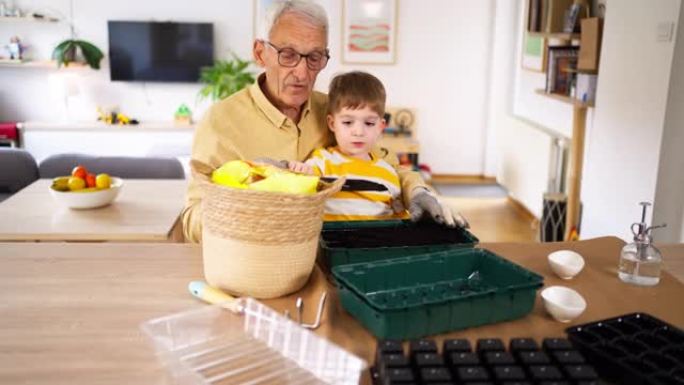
[50, 177, 124, 209]
[548, 250, 585, 279]
[541, 286, 587, 323]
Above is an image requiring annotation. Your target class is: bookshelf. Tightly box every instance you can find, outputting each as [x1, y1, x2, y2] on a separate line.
[0, 15, 60, 22]
[528, 31, 580, 40]
[535, 89, 594, 108]
[526, 0, 602, 240]
[0, 59, 86, 69]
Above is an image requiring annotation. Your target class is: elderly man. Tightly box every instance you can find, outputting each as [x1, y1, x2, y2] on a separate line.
[182, 0, 463, 243]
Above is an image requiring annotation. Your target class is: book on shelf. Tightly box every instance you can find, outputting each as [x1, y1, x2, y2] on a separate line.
[546, 46, 579, 95]
[575, 73, 598, 104]
[528, 0, 542, 32]
[563, 4, 582, 33]
[563, 0, 592, 33]
[543, 0, 575, 33]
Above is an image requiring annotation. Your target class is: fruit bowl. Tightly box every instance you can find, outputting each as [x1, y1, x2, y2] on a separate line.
[50, 177, 124, 209]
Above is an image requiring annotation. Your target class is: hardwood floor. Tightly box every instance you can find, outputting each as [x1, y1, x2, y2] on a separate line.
[442, 196, 538, 243]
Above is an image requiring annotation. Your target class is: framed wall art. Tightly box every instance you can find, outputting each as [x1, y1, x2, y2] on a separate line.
[253, 0, 276, 41]
[521, 33, 547, 72]
[342, 0, 398, 64]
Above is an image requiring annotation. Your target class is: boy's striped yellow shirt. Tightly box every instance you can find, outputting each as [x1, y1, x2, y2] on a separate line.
[306, 147, 409, 221]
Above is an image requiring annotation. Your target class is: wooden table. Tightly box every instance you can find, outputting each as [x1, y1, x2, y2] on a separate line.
[0, 179, 187, 242]
[0, 237, 682, 384]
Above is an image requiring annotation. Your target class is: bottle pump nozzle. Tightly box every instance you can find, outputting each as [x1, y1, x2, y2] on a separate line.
[630, 202, 666, 243]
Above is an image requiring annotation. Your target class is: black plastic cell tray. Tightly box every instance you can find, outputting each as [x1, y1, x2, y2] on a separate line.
[322, 220, 476, 248]
[320, 219, 479, 269]
[566, 312, 684, 385]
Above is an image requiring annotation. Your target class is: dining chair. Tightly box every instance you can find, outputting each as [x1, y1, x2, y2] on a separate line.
[38, 153, 186, 179]
[0, 148, 39, 202]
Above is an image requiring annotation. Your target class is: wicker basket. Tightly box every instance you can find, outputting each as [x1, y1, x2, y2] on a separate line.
[200, 176, 344, 299]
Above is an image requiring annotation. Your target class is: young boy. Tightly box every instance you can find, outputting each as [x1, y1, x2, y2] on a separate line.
[288, 71, 409, 221]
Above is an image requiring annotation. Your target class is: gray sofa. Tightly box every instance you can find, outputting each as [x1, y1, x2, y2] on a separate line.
[38, 153, 186, 179]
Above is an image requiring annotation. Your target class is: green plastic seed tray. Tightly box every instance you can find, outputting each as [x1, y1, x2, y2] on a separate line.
[332, 248, 544, 339]
[320, 220, 479, 269]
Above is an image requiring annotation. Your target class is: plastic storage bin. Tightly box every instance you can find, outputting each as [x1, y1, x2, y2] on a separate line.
[140, 298, 367, 385]
[566, 312, 684, 385]
[332, 248, 544, 339]
[320, 220, 479, 269]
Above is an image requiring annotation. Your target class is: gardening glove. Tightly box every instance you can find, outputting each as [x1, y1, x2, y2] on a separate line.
[409, 188, 469, 228]
[252, 157, 289, 169]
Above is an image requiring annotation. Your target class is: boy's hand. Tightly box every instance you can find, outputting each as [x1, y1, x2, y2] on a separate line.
[253, 157, 289, 169]
[288, 161, 315, 175]
[409, 189, 469, 228]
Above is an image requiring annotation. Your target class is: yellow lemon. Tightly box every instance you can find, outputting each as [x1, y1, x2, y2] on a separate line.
[249, 173, 318, 194]
[95, 173, 112, 189]
[212, 160, 252, 188]
[67, 176, 86, 191]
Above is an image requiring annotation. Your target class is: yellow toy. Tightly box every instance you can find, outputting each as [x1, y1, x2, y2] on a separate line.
[96, 107, 138, 125]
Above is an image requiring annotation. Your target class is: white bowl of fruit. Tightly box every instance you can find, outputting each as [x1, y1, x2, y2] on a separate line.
[49, 165, 123, 209]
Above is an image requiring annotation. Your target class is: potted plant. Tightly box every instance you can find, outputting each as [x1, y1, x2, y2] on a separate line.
[197, 54, 256, 102]
[52, 39, 104, 69]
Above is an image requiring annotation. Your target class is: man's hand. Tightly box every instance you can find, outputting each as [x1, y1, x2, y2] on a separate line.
[287, 161, 315, 175]
[409, 189, 469, 228]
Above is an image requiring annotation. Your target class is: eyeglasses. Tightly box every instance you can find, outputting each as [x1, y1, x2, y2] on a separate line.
[264, 41, 330, 71]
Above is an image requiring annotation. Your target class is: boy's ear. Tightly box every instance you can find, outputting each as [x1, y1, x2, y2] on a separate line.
[253, 40, 266, 67]
[326, 114, 336, 131]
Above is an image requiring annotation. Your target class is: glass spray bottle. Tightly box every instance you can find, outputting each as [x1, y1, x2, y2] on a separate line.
[618, 202, 666, 286]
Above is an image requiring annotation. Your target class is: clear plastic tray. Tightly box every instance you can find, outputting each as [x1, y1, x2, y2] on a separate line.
[141, 298, 367, 384]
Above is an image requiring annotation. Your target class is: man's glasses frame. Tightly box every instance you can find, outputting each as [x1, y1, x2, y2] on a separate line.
[263, 41, 330, 71]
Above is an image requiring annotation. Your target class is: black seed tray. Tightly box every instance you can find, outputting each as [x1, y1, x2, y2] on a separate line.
[566, 312, 684, 385]
[320, 219, 479, 269]
[372, 337, 605, 385]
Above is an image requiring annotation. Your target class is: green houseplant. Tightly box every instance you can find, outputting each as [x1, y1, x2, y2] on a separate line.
[198, 55, 256, 102]
[52, 39, 104, 69]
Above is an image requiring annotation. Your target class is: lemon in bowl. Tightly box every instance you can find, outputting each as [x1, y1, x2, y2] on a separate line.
[50, 175, 124, 209]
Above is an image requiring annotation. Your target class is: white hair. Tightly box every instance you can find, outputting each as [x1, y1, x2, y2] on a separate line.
[257, 0, 329, 42]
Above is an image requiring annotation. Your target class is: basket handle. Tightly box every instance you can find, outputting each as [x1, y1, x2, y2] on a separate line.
[319, 176, 346, 198]
[190, 159, 214, 182]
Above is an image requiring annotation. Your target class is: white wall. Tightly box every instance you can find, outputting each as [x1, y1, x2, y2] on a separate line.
[483, 0, 517, 178]
[0, 0, 251, 123]
[487, 0, 545, 218]
[581, 0, 681, 241]
[498, 0, 684, 236]
[654, 1, 684, 242]
[490, 0, 563, 218]
[0, 0, 495, 175]
[497, 116, 552, 218]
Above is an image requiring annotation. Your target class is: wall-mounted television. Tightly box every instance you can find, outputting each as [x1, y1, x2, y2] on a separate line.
[108, 21, 214, 83]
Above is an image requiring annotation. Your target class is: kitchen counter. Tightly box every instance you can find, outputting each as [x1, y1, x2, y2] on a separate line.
[18, 121, 196, 131]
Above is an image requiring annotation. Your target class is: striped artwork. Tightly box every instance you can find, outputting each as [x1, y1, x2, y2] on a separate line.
[348, 22, 390, 52]
[342, 0, 397, 64]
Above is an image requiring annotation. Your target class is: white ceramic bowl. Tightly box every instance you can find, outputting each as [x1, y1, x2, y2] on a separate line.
[541, 286, 587, 323]
[548, 250, 585, 279]
[50, 177, 124, 209]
